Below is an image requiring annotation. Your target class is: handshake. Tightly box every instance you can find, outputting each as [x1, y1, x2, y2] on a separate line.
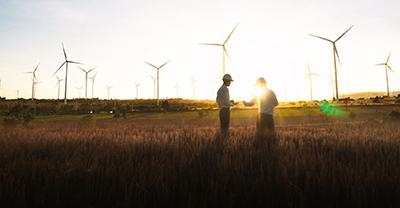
[230, 100, 247, 106]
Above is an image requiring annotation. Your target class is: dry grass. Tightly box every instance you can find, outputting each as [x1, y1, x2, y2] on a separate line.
[1, 117, 400, 207]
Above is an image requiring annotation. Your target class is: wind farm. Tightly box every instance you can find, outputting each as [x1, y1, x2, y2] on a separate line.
[1, 1, 400, 207]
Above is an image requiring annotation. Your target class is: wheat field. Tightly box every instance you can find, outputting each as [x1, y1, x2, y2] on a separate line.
[1, 114, 400, 207]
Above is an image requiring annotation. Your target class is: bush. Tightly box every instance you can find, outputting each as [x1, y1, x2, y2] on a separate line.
[3, 103, 34, 126]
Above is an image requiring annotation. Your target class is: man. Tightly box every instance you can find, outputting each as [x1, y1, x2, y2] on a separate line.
[244, 77, 278, 133]
[216, 74, 234, 134]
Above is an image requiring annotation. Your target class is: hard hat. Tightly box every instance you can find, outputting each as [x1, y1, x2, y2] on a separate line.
[222, 74, 233, 81]
[256, 77, 266, 84]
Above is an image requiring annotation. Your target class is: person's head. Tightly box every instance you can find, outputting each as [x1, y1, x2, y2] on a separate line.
[256, 77, 267, 87]
[222, 74, 233, 86]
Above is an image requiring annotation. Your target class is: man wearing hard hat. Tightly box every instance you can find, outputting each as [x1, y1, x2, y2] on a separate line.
[216, 74, 235, 134]
[244, 77, 278, 133]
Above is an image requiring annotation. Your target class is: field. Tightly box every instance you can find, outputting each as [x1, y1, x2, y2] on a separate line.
[1, 106, 400, 207]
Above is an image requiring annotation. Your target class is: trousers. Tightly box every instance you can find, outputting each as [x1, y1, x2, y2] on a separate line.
[257, 113, 275, 132]
[219, 108, 230, 131]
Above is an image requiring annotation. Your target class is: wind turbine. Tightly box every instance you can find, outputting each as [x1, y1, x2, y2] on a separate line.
[200, 24, 238, 76]
[56, 76, 64, 100]
[191, 77, 197, 99]
[174, 82, 180, 98]
[89, 73, 98, 98]
[106, 85, 112, 100]
[309, 25, 353, 101]
[0, 78, 2, 98]
[54, 43, 83, 104]
[134, 82, 140, 99]
[25, 63, 39, 100]
[305, 64, 318, 101]
[79, 66, 95, 99]
[16, 89, 20, 99]
[376, 53, 394, 97]
[76, 86, 83, 98]
[149, 75, 156, 98]
[32, 79, 41, 100]
[145, 61, 169, 106]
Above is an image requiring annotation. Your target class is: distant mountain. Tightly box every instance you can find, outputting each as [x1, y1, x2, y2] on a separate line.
[342, 91, 400, 99]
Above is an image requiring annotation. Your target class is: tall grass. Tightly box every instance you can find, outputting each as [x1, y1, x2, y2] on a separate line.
[0, 119, 400, 207]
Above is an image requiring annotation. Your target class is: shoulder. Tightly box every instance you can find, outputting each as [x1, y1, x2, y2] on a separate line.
[267, 89, 277, 97]
[218, 85, 228, 92]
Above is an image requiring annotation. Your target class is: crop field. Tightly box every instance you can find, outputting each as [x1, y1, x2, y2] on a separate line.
[1, 106, 400, 207]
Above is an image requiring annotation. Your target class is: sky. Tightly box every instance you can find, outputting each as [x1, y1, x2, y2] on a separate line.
[0, 0, 400, 101]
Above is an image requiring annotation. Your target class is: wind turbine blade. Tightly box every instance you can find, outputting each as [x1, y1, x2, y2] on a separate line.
[223, 46, 230, 58]
[78, 66, 87, 73]
[62, 43, 67, 60]
[387, 65, 394, 72]
[34, 63, 40, 73]
[386, 53, 391, 64]
[311, 73, 319, 76]
[199, 43, 223, 46]
[307, 64, 311, 74]
[145, 61, 158, 69]
[159, 61, 169, 69]
[335, 25, 354, 42]
[334, 45, 342, 65]
[309, 34, 333, 42]
[375, 63, 386, 66]
[224, 24, 239, 44]
[88, 67, 96, 73]
[68, 61, 83, 65]
[54, 62, 66, 75]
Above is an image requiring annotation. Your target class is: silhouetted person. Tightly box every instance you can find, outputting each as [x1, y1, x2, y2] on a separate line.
[216, 74, 234, 135]
[244, 77, 278, 134]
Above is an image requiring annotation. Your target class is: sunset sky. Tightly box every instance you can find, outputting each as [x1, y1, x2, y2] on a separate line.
[1, 0, 400, 101]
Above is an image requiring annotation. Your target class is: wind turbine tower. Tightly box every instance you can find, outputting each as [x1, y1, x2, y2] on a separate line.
[149, 75, 156, 98]
[305, 64, 318, 101]
[135, 82, 140, 99]
[106, 85, 112, 100]
[56, 76, 64, 100]
[89, 73, 98, 98]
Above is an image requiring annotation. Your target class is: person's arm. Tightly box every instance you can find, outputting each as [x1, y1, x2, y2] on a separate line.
[272, 91, 278, 107]
[243, 96, 257, 107]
